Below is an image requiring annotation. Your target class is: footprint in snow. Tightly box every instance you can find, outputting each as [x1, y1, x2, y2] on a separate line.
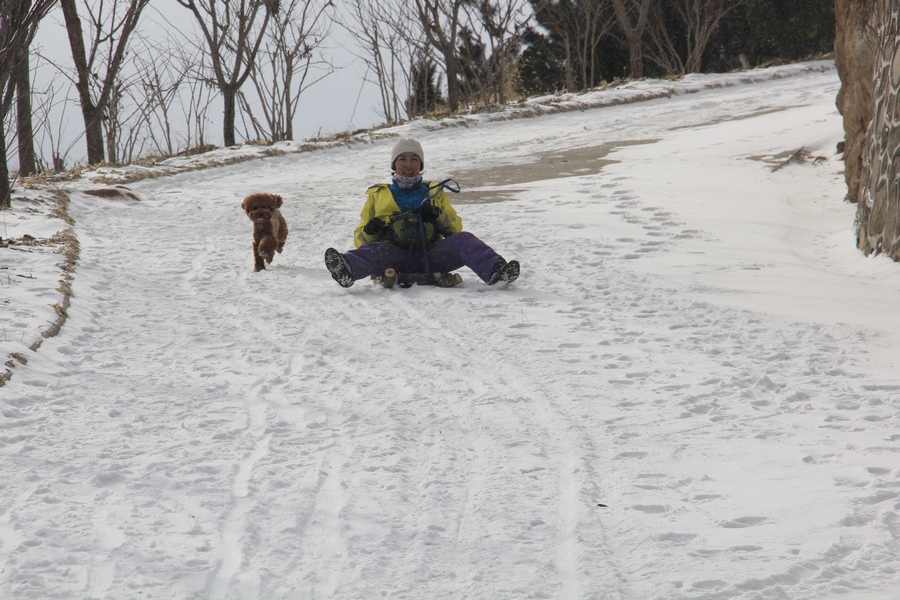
[718, 516, 768, 528]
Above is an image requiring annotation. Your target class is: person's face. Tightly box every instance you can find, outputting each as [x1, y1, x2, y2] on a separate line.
[394, 152, 422, 176]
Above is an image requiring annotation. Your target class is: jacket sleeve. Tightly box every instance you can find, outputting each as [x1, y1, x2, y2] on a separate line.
[353, 190, 379, 248]
[430, 187, 463, 235]
[354, 184, 401, 247]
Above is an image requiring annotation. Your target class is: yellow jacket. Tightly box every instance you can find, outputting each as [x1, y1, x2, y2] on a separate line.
[354, 181, 463, 248]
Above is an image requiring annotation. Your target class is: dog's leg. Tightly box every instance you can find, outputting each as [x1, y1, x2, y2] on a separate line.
[253, 236, 265, 271]
[259, 238, 277, 264]
[275, 212, 288, 253]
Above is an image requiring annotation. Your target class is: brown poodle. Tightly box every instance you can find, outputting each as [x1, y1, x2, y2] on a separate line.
[242, 193, 288, 271]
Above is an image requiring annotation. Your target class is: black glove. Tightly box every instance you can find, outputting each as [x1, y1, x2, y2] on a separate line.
[420, 202, 442, 222]
[364, 217, 386, 236]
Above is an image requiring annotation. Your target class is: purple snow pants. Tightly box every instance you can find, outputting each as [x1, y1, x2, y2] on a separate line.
[341, 232, 502, 283]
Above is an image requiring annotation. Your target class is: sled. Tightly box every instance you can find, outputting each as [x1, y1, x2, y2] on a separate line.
[371, 268, 463, 289]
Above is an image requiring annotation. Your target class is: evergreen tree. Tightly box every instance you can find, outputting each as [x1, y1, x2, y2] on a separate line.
[406, 56, 444, 117]
[701, 6, 752, 73]
[516, 25, 567, 95]
[744, 0, 835, 64]
[522, 0, 618, 93]
[456, 27, 490, 104]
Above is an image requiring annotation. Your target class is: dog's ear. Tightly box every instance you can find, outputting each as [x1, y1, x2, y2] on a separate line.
[274, 194, 283, 209]
[241, 196, 251, 212]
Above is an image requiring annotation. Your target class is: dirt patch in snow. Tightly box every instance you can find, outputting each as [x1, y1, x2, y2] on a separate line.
[452, 139, 658, 203]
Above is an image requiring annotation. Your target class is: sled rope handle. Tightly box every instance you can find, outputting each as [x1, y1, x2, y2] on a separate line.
[416, 179, 460, 283]
[421, 178, 460, 205]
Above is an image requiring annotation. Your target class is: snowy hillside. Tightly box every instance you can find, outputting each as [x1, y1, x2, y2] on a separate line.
[2, 60, 900, 599]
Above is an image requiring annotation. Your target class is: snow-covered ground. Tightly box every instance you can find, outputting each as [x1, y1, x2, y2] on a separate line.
[2, 60, 900, 599]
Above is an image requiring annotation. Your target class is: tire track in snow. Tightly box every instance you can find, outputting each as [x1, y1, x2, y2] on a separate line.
[205, 385, 271, 599]
[182, 254, 397, 596]
[340, 287, 625, 598]
[219, 255, 615, 596]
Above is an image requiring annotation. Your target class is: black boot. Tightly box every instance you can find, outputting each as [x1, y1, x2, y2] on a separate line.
[324, 248, 354, 288]
[488, 259, 520, 285]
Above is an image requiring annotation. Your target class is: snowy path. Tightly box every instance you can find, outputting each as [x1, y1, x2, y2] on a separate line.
[2, 65, 900, 599]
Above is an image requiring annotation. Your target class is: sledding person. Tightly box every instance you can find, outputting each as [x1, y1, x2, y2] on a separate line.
[324, 137, 520, 288]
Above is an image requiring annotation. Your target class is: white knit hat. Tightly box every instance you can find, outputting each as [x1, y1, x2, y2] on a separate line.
[391, 138, 424, 170]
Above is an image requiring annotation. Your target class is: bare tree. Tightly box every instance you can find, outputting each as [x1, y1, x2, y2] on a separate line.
[469, 0, 532, 103]
[125, 35, 194, 157]
[532, 0, 615, 91]
[29, 70, 80, 173]
[179, 56, 218, 153]
[342, 0, 418, 125]
[610, 0, 653, 78]
[175, 0, 278, 147]
[0, 1, 56, 88]
[59, 0, 150, 165]
[244, 0, 335, 142]
[645, 0, 746, 75]
[531, 0, 578, 91]
[103, 72, 159, 163]
[1, 0, 57, 208]
[96, 34, 173, 164]
[414, 0, 469, 113]
[103, 78, 125, 162]
[130, 34, 216, 156]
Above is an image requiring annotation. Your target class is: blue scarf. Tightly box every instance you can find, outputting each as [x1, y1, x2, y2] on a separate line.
[390, 175, 428, 211]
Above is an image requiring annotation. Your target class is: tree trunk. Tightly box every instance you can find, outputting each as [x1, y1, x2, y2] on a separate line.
[1, 0, 56, 185]
[84, 105, 106, 164]
[60, 0, 148, 165]
[562, 37, 575, 91]
[626, 37, 643, 78]
[223, 87, 237, 147]
[414, 0, 465, 114]
[855, 0, 900, 259]
[15, 50, 37, 176]
[0, 117, 9, 209]
[445, 56, 460, 113]
[611, 0, 651, 79]
[60, 0, 106, 165]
